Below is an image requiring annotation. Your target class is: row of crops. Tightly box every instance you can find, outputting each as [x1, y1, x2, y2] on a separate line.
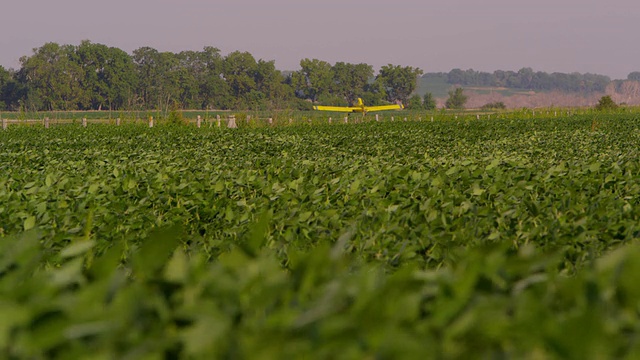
[1, 106, 636, 124]
[1, 115, 640, 358]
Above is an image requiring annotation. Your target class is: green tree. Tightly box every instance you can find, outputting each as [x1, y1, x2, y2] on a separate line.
[291, 58, 333, 102]
[132, 47, 181, 111]
[0, 67, 25, 111]
[331, 62, 374, 104]
[360, 80, 387, 106]
[375, 64, 423, 104]
[447, 68, 466, 85]
[0, 66, 10, 110]
[174, 50, 203, 109]
[423, 92, 436, 110]
[76, 40, 137, 110]
[198, 47, 231, 109]
[18, 42, 87, 110]
[594, 95, 618, 111]
[627, 72, 640, 81]
[254, 59, 293, 110]
[223, 51, 259, 109]
[445, 87, 467, 109]
[405, 94, 423, 110]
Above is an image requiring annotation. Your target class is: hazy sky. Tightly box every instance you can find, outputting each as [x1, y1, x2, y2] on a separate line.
[2, 0, 639, 79]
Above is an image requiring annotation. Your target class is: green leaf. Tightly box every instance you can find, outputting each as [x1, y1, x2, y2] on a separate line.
[23, 216, 36, 231]
[240, 210, 271, 257]
[132, 225, 183, 278]
[164, 248, 188, 283]
[60, 240, 96, 259]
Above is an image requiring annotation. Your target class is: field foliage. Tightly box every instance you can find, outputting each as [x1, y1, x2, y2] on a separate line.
[1, 115, 640, 358]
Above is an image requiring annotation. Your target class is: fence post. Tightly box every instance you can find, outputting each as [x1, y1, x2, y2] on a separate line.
[227, 115, 237, 128]
[246, 115, 250, 125]
[268, 117, 273, 125]
[344, 116, 348, 124]
[197, 115, 201, 128]
[375, 114, 379, 122]
[328, 117, 332, 124]
[116, 118, 121, 126]
[431, 116, 434, 122]
[82, 118, 87, 127]
[217, 115, 221, 127]
[149, 116, 154, 128]
[391, 116, 394, 122]
[45, 117, 50, 129]
[2, 118, 6, 130]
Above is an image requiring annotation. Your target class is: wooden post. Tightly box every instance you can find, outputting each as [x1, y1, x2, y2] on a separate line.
[404, 117, 407, 121]
[2, 118, 6, 130]
[375, 114, 379, 122]
[197, 115, 201, 128]
[268, 117, 273, 125]
[344, 116, 348, 124]
[216, 115, 221, 127]
[116, 118, 121, 126]
[391, 116, 394, 121]
[246, 115, 250, 124]
[431, 116, 434, 122]
[476, 114, 480, 120]
[328, 117, 332, 124]
[149, 116, 154, 128]
[227, 115, 237, 128]
[45, 117, 50, 129]
[82, 118, 87, 127]
[289, 118, 293, 124]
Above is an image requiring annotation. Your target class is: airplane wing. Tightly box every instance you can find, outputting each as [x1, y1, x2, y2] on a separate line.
[363, 104, 404, 112]
[313, 105, 362, 112]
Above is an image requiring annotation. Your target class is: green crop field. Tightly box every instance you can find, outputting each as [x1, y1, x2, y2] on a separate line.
[1, 114, 640, 358]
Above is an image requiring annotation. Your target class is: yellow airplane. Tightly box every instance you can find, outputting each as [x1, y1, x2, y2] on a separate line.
[313, 98, 403, 115]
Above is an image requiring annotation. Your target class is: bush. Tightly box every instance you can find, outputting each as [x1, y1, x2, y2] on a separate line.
[316, 93, 348, 107]
[293, 98, 314, 111]
[423, 92, 437, 110]
[595, 95, 618, 111]
[445, 88, 467, 109]
[166, 109, 188, 125]
[405, 94, 424, 110]
[481, 102, 506, 110]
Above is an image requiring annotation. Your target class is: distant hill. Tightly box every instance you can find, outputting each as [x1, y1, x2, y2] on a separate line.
[416, 69, 640, 108]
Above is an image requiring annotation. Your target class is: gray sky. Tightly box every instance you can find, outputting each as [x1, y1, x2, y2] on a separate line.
[2, 0, 639, 79]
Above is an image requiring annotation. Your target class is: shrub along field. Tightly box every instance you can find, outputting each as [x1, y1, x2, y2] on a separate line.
[1, 114, 640, 358]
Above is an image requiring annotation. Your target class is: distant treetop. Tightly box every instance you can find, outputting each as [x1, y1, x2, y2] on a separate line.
[435, 68, 611, 93]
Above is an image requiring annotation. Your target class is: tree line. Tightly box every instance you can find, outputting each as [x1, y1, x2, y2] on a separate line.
[0, 41, 422, 112]
[433, 68, 636, 93]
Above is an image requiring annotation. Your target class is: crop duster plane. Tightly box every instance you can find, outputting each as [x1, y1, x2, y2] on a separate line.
[313, 98, 403, 115]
